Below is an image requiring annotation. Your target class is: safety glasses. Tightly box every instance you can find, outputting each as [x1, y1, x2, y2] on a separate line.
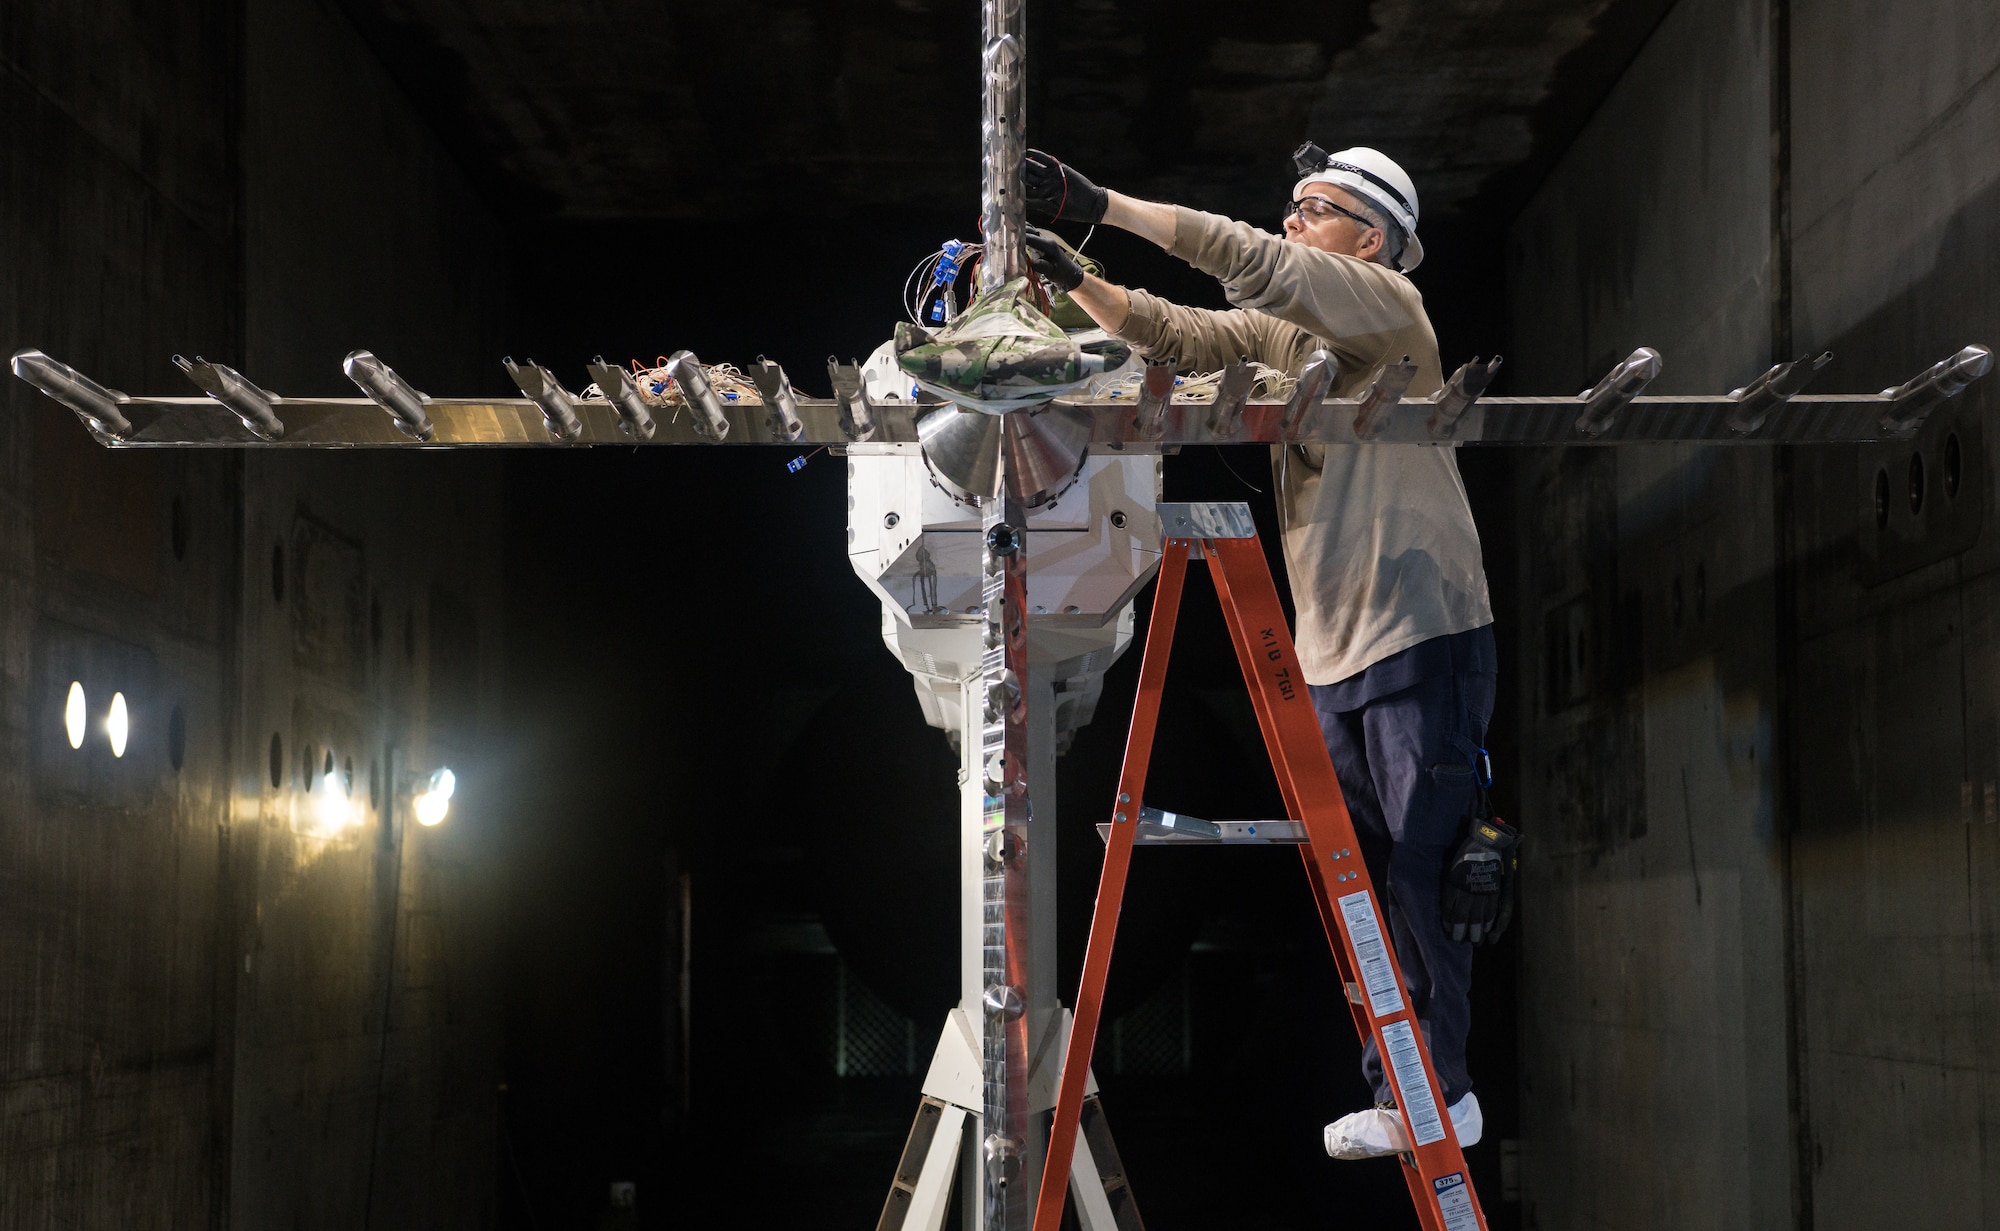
[1284, 195, 1377, 229]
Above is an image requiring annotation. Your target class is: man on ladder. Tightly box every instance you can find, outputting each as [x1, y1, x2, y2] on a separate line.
[1021, 141, 1519, 1159]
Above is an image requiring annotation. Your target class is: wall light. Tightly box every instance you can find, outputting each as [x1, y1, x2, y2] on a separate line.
[306, 764, 360, 837]
[65, 682, 87, 750]
[413, 767, 455, 827]
[107, 692, 129, 758]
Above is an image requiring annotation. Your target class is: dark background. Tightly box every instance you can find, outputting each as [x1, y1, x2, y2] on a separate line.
[10, 1, 1995, 1227]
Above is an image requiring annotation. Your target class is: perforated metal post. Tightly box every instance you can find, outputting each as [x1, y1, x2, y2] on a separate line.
[979, 0, 1027, 293]
[978, 457, 1035, 1231]
[977, 3, 1033, 1221]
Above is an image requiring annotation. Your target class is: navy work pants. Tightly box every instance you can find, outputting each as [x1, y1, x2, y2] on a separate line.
[1308, 626, 1495, 1107]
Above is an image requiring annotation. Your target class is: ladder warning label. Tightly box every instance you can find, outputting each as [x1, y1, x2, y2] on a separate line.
[1432, 1172, 1479, 1230]
[1380, 1020, 1446, 1146]
[1336, 891, 1404, 1018]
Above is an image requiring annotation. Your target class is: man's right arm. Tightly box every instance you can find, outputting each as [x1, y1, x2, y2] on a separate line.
[1095, 281, 1287, 373]
[1062, 273, 1132, 333]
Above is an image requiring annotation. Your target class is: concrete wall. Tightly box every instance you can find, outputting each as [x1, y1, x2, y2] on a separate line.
[0, 1, 507, 1226]
[1785, 0, 2000, 1223]
[1507, 0, 2000, 1226]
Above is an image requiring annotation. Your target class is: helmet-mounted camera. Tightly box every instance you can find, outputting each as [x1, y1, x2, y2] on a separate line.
[1291, 141, 1331, 179]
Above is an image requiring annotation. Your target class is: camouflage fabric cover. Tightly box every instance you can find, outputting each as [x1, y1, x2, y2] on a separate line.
[895, 277, 1131, 413]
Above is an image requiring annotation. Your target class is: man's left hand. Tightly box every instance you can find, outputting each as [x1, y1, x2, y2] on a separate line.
[1024, 150, 1108, 224]
[1441, 817, 1520, 944]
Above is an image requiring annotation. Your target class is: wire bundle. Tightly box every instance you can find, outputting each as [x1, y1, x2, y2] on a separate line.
[580, 358, 764, 408]
[905, 234, 1101, 331]
[904, 240, 985, 326]
[1085, 362, 1298, 403]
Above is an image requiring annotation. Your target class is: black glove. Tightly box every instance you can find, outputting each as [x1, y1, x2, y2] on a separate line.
[1024, 150, 1108, 224]
[1442, 816, 1521, 944]
[1025, 227, 1087, 293]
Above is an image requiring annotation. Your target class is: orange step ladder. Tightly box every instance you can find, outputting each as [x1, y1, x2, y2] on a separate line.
[1030, 501, 1488, 1231]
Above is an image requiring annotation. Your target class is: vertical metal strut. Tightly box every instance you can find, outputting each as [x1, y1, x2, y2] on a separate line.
[979, 2, 1033, 1224]
[979, 463, 1034, 1231]
[980, 0, 1027, 292]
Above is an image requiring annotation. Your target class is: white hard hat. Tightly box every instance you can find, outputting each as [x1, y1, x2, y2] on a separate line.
[1292, 145, 1423, 272]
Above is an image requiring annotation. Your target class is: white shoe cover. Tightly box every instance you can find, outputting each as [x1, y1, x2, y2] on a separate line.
[1322, 1092, 1483, 1159]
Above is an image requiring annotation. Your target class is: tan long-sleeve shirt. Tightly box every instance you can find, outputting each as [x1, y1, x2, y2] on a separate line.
[1112, 206, 1493, 686]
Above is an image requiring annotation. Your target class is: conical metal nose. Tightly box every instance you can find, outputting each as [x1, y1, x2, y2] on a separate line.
[917, 405, 1002, 502]
[1003, 405, 1094, 506]
[916, 405, 1092, 507]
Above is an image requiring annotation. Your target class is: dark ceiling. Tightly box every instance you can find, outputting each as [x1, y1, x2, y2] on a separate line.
[339, 0, 1678, 229]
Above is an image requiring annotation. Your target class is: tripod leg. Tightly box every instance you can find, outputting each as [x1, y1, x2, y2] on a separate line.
[878, 1096, 969, 1231]
[1067, 1095, 1144, 1231]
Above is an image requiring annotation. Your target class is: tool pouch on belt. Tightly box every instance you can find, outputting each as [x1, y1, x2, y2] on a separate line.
[1441, 751, 1521, 945]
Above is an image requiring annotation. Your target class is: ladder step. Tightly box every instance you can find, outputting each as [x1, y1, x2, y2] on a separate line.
[1095, 806, 1305, 846]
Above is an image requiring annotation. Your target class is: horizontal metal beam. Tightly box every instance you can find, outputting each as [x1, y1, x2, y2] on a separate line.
[36, 390, 1966, 449]
[13, 345, 1990, 449]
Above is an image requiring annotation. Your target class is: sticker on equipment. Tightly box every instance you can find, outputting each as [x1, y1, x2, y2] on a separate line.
[1380, 1020, 1446, 1146]
[1432, 1172, 1479, 1231]
[1336, 890, 1404, 1017]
